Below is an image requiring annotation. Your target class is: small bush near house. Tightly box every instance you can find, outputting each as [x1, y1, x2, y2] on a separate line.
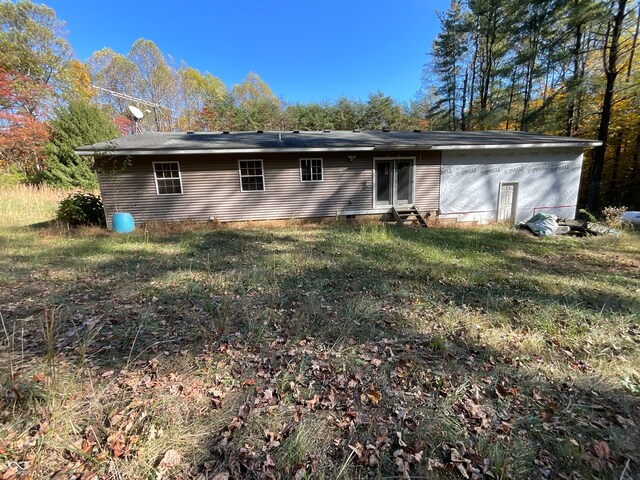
[56, 192, 105, 226]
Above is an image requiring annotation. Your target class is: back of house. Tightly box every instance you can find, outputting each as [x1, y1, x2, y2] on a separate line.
[75, 130, 601, 227]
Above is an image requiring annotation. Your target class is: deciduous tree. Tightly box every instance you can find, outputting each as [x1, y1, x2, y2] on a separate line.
[177, 66, 226, 131]
[60, 59, 94, 102]
[128, 39, 177, 131]
[0, 0, 71, 88]
[0, 68, 50, 173]
[231, 72, 282, 130]
[89, 41, 178, 132]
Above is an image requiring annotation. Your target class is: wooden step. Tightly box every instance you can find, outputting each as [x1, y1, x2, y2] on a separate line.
[391, 206, 428, 228]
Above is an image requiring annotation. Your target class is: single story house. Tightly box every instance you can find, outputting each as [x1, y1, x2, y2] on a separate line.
[75, 130, 601, 227]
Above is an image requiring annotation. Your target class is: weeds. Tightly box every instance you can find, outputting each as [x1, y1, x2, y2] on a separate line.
[602, 205, 628, 228]
[40, 307, 57, 369]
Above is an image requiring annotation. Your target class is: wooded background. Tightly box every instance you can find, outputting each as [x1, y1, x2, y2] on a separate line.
[1, 0, 638, 211]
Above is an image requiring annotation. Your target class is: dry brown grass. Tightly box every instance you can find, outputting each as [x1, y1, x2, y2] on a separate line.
[0, 184, 68, 227]
[139, 215, 379, 234]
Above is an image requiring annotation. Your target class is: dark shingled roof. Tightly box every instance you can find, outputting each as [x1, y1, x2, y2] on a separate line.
[75, 130, 601, 156]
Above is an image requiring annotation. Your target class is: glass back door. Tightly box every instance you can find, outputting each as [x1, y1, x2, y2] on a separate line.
[374, 159, 414, 207]
[375, 160, 394, 206]
[395, 160, 413, 205]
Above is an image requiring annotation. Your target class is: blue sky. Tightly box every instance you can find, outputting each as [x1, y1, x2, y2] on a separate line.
[47, 0, 450, 104]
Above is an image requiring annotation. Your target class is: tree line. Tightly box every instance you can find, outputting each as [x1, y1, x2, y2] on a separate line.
[87, 43, 426, 134]
[1, 0, 639, 210]
[425, 0, 640, 210]
[0, 1, 425, 190]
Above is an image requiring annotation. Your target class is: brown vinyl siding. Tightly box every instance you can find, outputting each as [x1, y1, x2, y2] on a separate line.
[414, 152, 441, 213]
[98, 150, 442, 225]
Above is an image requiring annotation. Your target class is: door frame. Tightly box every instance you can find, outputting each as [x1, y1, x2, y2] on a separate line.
[372, 157, 416, 208]
[497, 181, 519, 224]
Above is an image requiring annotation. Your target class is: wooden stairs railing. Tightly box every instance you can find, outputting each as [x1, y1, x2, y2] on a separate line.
[391, 206, 429, 228]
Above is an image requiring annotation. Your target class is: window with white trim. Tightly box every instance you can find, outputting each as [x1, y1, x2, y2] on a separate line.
[300, 158, 323, 182]
[239, 160, 265, 191]
[153, 162, 183, 195]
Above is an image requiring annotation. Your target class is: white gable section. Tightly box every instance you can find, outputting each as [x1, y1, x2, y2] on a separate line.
[439, 149, 584, 223]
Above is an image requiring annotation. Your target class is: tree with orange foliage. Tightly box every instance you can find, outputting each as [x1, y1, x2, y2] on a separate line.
[1, 0, 70, 175]
[0, 69, 51, 173]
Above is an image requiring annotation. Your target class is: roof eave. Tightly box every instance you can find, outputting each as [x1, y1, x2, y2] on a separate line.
[373, 144, 433, 150]
[75, 141, 602, 156]
[433, 141, 602, 150]
[77, 146, 382, 156]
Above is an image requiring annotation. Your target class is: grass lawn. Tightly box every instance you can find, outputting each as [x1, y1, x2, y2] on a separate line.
[1, 186, 639, 479]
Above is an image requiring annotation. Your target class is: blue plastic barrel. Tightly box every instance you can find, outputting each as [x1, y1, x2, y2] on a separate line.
[112, 212, 135, 233]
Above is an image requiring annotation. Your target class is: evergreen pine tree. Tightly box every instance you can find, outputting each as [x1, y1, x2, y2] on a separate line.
[41, 100, 118, 189]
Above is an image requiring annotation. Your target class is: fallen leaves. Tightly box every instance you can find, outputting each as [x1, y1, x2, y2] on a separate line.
[3, 213, 640, 480]
[156, 449, 182, 479]
[393, 445, 423, 479]
[1, 294, 638, 480]
[439, 441, 495, 479]
[584, 440, 613, 472]
[263, 430, 281, 451]
[106, 431, 125, 458]
[348, 442, 364, 462]
[3, 331, 636, 480]
[452, 397, 493, 434]
[495, 381, 518, 398]
[159, 449, 182, 468]
[211, 472, 230, 480]
[366, 385, 382, 406]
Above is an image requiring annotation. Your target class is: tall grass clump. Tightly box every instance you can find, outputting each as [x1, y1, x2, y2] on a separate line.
[0, 184, 68, 227]
[359, 222, 390, 242]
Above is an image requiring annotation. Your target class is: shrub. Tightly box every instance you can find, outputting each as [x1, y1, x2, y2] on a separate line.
[601, 206, 627, 229]
[57, 193, 106, 227]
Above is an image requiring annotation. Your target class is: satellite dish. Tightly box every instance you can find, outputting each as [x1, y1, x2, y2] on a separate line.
[127, 105, 144, 120]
